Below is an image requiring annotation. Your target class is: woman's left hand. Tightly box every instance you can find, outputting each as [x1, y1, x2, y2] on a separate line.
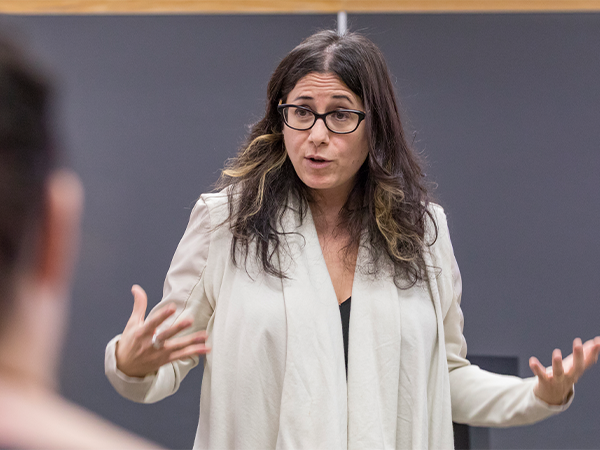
[529, 336, 600, 405]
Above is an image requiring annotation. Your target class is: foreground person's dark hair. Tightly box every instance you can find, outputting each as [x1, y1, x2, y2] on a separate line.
[218, 30, 436, 288]
[0, 39, 53, 327]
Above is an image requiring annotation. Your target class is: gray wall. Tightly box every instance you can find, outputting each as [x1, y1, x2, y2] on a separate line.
[1, 13, 598, 449]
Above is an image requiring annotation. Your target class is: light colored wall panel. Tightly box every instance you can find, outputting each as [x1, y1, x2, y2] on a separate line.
[2, 0, 600, 14]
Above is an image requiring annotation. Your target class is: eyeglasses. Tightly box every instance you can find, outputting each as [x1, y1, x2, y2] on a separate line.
[277, 104, 366, 134]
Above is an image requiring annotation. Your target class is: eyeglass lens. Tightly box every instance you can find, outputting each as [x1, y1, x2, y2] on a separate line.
[282, 106, 361, 133]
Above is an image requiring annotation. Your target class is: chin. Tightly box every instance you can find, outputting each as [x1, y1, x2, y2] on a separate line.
[302, 180, 334, 191]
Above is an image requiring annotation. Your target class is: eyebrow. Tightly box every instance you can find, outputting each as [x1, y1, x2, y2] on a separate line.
[292, 94, 354, 103]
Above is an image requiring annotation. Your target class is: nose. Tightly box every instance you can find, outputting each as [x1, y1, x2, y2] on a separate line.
[308, 116, 330, 147]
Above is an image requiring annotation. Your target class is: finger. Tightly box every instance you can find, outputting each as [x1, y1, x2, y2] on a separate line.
[592, 337, 600, 365]
[165, 331, 208, 352]
[142, 304, 176, 335]
[168, 343, 211, 363]
[582, 336, 600, 353]
[529, 356, 548, 380]
[129, 284, 148, 325]
[582, 336, 600, 367]
[156, 318, 194, 342]
[572, 338, 585, 379]
[552, 349, 564, 379]
[561, 351, 573, 369]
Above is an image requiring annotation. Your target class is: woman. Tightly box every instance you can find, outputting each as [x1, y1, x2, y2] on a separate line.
[105, 30, 600, 449]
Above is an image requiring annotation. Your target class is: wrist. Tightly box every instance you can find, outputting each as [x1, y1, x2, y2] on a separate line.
[115, 341, 149, 379]
[534, 384, 574, 406]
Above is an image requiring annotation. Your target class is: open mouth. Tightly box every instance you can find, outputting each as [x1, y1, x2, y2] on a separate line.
[307, 156, 330, 163]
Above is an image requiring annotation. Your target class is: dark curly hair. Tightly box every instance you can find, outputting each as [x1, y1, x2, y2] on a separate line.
[218, 30, 436, 288]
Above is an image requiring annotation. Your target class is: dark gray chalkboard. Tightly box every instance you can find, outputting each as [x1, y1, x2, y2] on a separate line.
[1, 13, 598, 449]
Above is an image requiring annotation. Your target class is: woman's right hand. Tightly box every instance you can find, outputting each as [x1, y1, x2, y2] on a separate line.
[115, 284, 210, 378]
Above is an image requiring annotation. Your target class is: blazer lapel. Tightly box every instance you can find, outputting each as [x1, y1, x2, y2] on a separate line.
[276, 204, 348, 450]
[347, 244, 403, 449]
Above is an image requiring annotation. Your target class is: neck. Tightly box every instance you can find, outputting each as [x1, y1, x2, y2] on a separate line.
[310, 194, 346, 235]
[0, 280, 65, 393]
[309, 181, 355, 233]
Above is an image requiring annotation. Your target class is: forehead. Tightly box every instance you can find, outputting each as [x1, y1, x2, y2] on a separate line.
[288, 72, 359, 103]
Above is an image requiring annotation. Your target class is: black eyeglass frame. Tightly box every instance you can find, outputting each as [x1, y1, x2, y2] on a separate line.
[277, 104, 366, 134]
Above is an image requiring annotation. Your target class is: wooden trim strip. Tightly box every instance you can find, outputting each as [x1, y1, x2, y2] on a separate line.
[2, 0, 600, 14]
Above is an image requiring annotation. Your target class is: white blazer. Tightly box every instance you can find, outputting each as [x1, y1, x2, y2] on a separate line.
[105, 191, 570, 449]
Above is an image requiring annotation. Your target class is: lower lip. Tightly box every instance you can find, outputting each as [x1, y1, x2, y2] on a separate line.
[305, 158, 331, 169]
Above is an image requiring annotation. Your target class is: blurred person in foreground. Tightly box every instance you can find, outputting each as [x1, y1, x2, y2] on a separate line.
[0, 38, 159, 449]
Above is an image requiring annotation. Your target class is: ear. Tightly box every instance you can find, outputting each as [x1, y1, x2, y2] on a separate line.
[36, 170, 84, 293]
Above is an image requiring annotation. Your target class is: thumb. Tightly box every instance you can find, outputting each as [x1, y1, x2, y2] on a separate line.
[129, 284, 148, 325]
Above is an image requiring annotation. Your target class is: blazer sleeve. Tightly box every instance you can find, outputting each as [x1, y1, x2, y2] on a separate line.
[431, 205, 573, 427]
[104, 196, 215, 404]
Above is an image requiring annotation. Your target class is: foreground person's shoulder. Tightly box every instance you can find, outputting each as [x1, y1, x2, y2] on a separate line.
[0, 388, 162, 449]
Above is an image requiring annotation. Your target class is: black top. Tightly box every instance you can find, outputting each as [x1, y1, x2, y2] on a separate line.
[339, 297, 351, 376]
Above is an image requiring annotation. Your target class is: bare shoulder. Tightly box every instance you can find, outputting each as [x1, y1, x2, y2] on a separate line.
[0, 386, 161, 449]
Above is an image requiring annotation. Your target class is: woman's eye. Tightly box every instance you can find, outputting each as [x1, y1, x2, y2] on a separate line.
[332, 111, 351, 121]
[293, 109, 315, 123]
[294, 108, 310, 117]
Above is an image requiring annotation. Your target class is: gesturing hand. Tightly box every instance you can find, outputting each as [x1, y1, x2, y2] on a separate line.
[529, 336, 600, 405]
[115, 284, 210, 378]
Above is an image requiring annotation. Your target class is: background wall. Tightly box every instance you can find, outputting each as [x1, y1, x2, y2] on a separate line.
[0, 13, 598, 449]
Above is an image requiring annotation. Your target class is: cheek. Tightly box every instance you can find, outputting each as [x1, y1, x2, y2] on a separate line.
[349, 151, 368, 176]
[354, 131, 370, 165]
[347, 136, 369, 167]
[283, 130, 298, 158]
[359, 127, 369, 153]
